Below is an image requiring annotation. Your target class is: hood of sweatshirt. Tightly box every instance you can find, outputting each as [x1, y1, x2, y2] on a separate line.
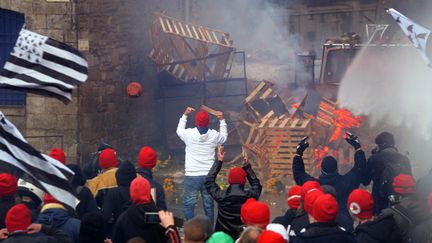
[37, 208, 70, 228]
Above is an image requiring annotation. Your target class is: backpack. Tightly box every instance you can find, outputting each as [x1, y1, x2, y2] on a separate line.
[390, 204, 415, 243]
[379, 149, 412, 198]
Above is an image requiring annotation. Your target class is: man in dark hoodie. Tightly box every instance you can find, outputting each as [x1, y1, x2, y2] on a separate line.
[272, 185, 302, 228]
[136, 146, 167, 210]
[36, 194, 80, 243]
[205, 146, 262, 239]
[293, 133, 366, 217]
[293, 194, 356, 243]
[113, 177, 165, 243]
[363, 132, 412, 214]
[67, 164, 98, 219]
[102, 160, 137, 236]
[381, 174, 429, 243]
[0, 173, 18, 229]
[3, 203, 72, 243]
[348, 189, 402, 243]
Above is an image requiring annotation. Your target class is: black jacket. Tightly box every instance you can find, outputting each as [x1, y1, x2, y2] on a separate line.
[0, 196, 16, 229]
[413, 219, 432, 243]
[2, 225, 72, 243]
[293, 150, 366, 217]
[101, 186, 131, 236]
[289, 210, 310, 237]
[205, 160, 262, 239]
[363, 147, 412, 214]
[136, 168, 167, 210]
[273, 208, 297, 228]
[112, 203, 165, 243]
[381, 195, 430, 243]
[75, 186, 98, 219]
[292, 222, 356, 243]
[354, 213, 402, 243]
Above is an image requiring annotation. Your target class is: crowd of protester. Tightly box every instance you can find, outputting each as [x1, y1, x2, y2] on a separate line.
[0, 108, 431, 243]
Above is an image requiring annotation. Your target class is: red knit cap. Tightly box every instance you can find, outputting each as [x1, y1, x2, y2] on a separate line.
[287, 185, 302, 209]
[246, 201, 270, 229]
[0, 173, 18, 197]
[44, 193, 59, 204]
[195, 110, 210, 128]
[348, 189, 374, 220]
[137, 146, 157, 169]
[49, 148, 66, 164]
[241, 198, 256, 225]
[304, 189, 324, 214]
[312, 194, 339, 222]
[99, 148, 119, 169]
[393, 174, 416, 195]
[301, 180, 321, 199]
[6, 203, 31, 233]
[130, 177, 151, 205]
[257, 230, 285, 243]
[428, 192, 432, 209]
[228, 167, 247, 185]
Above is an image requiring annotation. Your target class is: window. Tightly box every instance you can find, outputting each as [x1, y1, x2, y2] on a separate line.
[0, 8, 26, 105]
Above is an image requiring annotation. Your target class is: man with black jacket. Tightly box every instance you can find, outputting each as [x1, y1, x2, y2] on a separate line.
[348, 189, 402, 243]
[293, 133, 367, 217]
[205, 146, 262, 239]
[113, 177, 165, 243]
[363, 132, 412, 214]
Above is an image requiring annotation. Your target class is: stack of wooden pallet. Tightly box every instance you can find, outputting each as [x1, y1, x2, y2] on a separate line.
[149, 13, 235, 82]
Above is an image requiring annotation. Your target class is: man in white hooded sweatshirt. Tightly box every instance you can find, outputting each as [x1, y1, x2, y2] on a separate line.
[176, 107, 228, 222]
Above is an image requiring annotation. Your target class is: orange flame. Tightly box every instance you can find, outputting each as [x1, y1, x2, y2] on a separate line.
[329, 109, 363, 141]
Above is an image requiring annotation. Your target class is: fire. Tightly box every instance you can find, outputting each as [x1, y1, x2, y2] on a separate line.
[329, 109, 363, 142]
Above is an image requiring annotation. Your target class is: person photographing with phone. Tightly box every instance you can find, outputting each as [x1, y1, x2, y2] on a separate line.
[292, 132, 367, 218]
[177, 107, 228, 222]
[204, 146, 262, 239]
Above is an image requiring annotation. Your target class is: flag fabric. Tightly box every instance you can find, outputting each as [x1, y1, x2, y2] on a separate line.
[387, 8, 432, 65]
[0, 27, 88, 101]
[0, 112, 79, 208]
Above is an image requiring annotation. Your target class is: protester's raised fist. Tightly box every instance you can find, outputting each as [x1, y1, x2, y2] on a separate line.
[216, 111, 224, 120]
[296, 136, 309, 156]
[184, 107, 195, 116]
[217, 145, 225, 161]
[345, 132, 361, 150]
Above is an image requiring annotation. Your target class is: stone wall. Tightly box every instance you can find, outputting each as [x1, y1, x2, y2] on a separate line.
[0, 0, 79, 163]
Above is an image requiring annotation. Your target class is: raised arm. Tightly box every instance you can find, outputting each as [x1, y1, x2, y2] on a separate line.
[293, 137, 315, 185]
[176, 107, 195, 141]
[204, 146, 225, 202]
[216, 111, 228, 144]
[243, 159, 262, 200]
[344, 132, 368, 184]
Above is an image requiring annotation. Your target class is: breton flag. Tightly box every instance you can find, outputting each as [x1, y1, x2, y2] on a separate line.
[387, 8, 432, 66]
[0, 27, 88, 101]
[0, 112, 79, 208]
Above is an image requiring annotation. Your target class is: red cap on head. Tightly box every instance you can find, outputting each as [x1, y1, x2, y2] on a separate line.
[304, 189, 324, 215]
[228, 167, 247, 185]
[393, 174, 416, 195]
[246, 201, 270, 229]
[287, 185, 302, 209]
[49, 148, 66, 165]
[301, 181, 321, 199]
[241, 198, 256, 225]
[6, 204, 31, 233]
[312, 194, 339, 222]
[137, 146, 157, 169]
[428, 192, 432, 209]
[44, 193, 59, 204]
[0, 173, 18, 197]
[257, 230, 285, 243]
[348, 189, 374, 220]
[195, 110, 210, 128]
[98, 148, 119, 169]
[130, 177, 151, 205]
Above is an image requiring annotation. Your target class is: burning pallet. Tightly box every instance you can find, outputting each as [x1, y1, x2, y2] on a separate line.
[149, 13, 235, 82]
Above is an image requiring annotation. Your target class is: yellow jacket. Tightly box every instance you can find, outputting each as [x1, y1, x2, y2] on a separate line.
[86, 168, 118, 197]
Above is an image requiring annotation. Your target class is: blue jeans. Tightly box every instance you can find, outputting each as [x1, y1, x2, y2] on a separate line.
[183, 175, 214, 222]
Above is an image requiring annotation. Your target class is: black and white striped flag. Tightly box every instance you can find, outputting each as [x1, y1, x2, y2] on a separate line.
[387, 8, 432, 66]
[0, 27, 88, 101]
[0, 112, 79, 208]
